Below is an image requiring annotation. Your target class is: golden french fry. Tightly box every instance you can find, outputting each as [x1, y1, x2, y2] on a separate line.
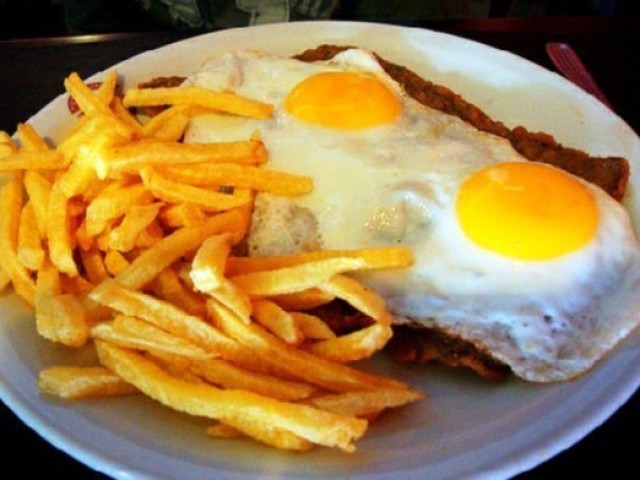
[84, 181, 153, 237]
[140, 167, 253, 212]
[103, 249, 130, 276]
[91, 315, 213, 360]
[270, 289, 335, 311]
[38, 365, 138, 400]
[142, 104, 192, 141]
[23, 170, 52, 238]
[252, 300, 302, 345]
[0, 172, 36, 305]
[190, 233, 233, 292]
[1, 267, 12, 292]
[107, 202, 162, 252]
[190, 356, 316, 402]
[0, 150, 66, 172]
[47, 183, 79, 277]
[89, 278, 239, 358]
[79, 247, 109, 284]
[209, 300, 407, 392]
[123, 86, 274, 119]
[95, 341, 367, 452]
[226, 246, 414, 276]
[151, 267, 208, 318]
[0, 130, 18, 156]
[115, 208, 249, 290]
[230, 257, 367, 297]
[304, 324, 393, 363]
[158, 163, 313, 197]
[35, 260, 89, 346]
[95, 70, 118, 106]
[17, 123, 50, 152]
[304, 388, 424, 418]
[320, 274, 391, 326]
[208, 417, 314, 452]
[17, 201, 45, 271]
[206, 423, 244, 438]
[291, 312, 337, 340]
[158, 202, 207, 228]
[64, 72, 114, 117]
[110, 95, 143, 131]
[103, 138, 267, 176]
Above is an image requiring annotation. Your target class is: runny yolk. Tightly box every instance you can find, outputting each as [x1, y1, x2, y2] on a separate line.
[456, 161, 599, 260]
[284, 71, 401, 130]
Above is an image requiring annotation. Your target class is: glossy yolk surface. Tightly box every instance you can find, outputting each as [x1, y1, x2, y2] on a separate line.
[456, 161, 599, 260]
[284, 71, 401, 129]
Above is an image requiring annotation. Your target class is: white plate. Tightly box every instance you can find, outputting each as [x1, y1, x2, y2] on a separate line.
[1, 21, 639, 480]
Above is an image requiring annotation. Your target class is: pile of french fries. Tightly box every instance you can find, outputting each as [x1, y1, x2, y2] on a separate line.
[0, 70, 423, 453]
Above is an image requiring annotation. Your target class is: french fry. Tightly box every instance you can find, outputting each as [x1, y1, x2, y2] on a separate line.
[303, 388, 425, 418]
[0, 172, 36, 305]
[207, 417, 314, 452]
[304, 323, 393, 363]
[151, 267, 208, 318]
[64, 72, 114, 117]
[102, 138, 267, 177]
[107, 202, 163, 252]
[115, 208, 249, 289]
[190, 233, 233, 292]
[252, 300, 302, 345]
[84, 181, 153, 237]
[47, 183, 79, 277]
[0, 150, 66, 172]
[142, 104, 192, 141]
[189, 356, 316, 402]
[0, 267, 11, 292]
[23, 170, 52, 238]
[95, 70, 119, 106]
[79, 247, 109, 284]
[0, 130, 18, 156]
[320, 274, 391, 326]
[209, 300, 407, 392]
[158, 202, 207, 228]
[123, 86, 274, 119]
[38, 365, 138, 400]
[91, 315, 213, 360]
[89, 278, 240, 358]
[226, 246, 414, 276]
[103, 249, 130, 276]
[17, 202, 45, 271]
[95, 341, 367, 452]
[157, 163, 314, 196]
[35, 260, 89, 346]
[140, 167, 252, 212]
[17, 123, 50, 152]
[291, 312, 337, 340]
[270, 288, 335, 311]
[230, 257, 367, 297]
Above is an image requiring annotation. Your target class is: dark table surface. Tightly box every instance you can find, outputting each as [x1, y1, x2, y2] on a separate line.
[1, 15, 638, 479]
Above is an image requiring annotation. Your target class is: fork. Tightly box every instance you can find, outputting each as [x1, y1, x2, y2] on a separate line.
[545, 42, 613, 110]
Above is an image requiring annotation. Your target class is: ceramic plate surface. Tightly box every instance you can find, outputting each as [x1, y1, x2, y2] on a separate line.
[1, 21, 639, 480]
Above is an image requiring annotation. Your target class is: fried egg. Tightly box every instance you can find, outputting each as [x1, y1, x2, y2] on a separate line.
[183, 48, 640, 382]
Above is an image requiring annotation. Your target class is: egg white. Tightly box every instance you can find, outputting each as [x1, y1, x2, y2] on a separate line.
[183, 48, 640, 381]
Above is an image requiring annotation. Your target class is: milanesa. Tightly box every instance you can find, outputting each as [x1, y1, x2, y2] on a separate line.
[181, 45, 640, 383]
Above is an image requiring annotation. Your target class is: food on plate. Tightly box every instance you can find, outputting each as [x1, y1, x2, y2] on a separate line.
[179, 45, 639, 382]
[0, 68, 423, 453]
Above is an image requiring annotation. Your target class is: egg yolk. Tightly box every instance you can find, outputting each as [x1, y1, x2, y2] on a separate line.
[456, 162, 599, 260]
[284, 71, 401, 129]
